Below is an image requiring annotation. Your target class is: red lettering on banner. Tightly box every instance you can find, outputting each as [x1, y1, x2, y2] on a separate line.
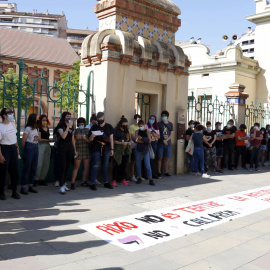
[161, 213, 181, 219]
[245, 189, 270, 198]
[262, 197, 270, 202]
[173, 201, 224, 214]
[96, 222, 138, 236]
[228, 196, 249, 201]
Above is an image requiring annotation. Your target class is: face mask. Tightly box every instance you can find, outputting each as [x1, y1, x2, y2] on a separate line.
[98, 120, 104, 125]
[262, 131, 264, 134]
[190, 124, 195, 128]
[121, 125, 127, 130]
[149, 119, 155, 125]
[241, 128, 245, 132]
[78, 125, 84, 130]
[139, 126, 144, 131]
[207, 127, 211, 130]
[254, 126, 259, 130]
[42, 121, 47, 126]
[227, 124, 231, 128]
[7, 114, 14, 122]
[162, 116, 168, 122]
[218, 126, 222, 130]
[66, 118, 71, 123]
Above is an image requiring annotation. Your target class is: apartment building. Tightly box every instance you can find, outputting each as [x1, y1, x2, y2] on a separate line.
[235, 27, 255, 59]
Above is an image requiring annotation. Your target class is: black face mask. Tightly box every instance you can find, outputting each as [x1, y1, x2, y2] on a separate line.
[121, 125, 127, 130]
[98, 120, 104, 125]
[241, 129, 245, 132]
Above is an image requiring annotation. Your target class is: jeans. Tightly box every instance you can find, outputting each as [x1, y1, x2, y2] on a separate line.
[250, 146, 260, 169]
[0, 145, 19, 193]
[135, 148, 152, 178]
[193, 147, 204, 174]
[58, 143, 74, 186]
[204, 147, 218, 172]
[222, 143, 234, 169]
[150, 141, 158, 176]
[90, 149, 110, 184]
[35, 142, 51, 180]
[187, 154, 194, 170]
[21, 142, 39, 186]
[112, 154, 129, 182]
[235, 146, 247, 167]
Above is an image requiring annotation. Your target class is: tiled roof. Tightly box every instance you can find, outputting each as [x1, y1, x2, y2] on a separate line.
[0, 27, 79, 66]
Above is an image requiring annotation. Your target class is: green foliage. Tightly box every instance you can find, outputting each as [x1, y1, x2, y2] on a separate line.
[56, 60, 80, 112]
[0, 68, 32, 110]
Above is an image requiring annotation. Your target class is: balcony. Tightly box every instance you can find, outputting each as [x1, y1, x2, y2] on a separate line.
[0, 20, 58, 28]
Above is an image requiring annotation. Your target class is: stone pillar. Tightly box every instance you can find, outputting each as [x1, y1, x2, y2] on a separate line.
[225, 83, 249, 127]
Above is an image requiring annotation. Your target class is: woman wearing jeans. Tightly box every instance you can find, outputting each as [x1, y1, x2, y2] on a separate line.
[135, 120, 155, 186]
[21, 114, 39, 195]
[192, 124, 211, 178]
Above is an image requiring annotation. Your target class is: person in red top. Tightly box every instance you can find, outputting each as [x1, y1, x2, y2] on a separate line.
[234, 124, 248, 169]
[249, 122, 263, 172]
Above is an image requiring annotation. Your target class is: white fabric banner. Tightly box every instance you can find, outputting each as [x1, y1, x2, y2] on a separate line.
[80, 185, 270, 252]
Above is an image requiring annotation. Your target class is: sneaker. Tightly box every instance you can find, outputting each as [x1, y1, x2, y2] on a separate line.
[11, 192, 20, 199]
[71, 183, 75, 190]
[255, 168, 261, 172]
[195, 172, 201, 176]
[157, 173, 162, 179]
[64, 182, 68, 186]
[59, 187, 66, 194]
[33, 180, 39, 187]
[131, 175, 137, 182]
[202, 173, 210, 178]
[39, 180, 48, 186]
[104, 183, 113, 189]
[136, 177, 142, 184]
[20, 187, 28, 195]
[217, 170, 224, 174]
[95, 179, 101, 185]
[112, 180, 118, 187]
[149, 180, 155, 186]
[164, 173, 172, 177]
[249, 168, 253, 172]
[141, 177, 146, 181]
[0, 193, 6, 200]
[80, 182, 90, 187]
[28, 186, 38, 193]
[55, 180, 59, 187]
[152, 174, 158, 179]
[121, 179, 129, 186]
[63, 185, 70, 191]
[90, 184, 97, 191]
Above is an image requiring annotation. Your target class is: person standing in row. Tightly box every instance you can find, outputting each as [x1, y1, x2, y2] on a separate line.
[157, 111, 173, 178]
[145, 115, 160, 179]
[0, 108, 20, 200]
[34, 114, 53, 187]
[135, 120, 155, 186]
[56, 112, 75, 194]
[260, 127, 268, 166]
[88, 112, 114, 191]
[71, 117, 90, 190]
[112, 116, 132, 187]
[86, 114, 97, 130]
[129, 114, 141, 182]
[222, 120, 235, 170]
[185, 120, 195, 173]
[234, 124, 248, 170]
[249, 123, 263, 172]
[214, 122, 224, 172]
[21, 114, 39, 195]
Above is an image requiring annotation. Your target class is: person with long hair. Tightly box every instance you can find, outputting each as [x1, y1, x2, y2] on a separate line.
[145, 115, 160, 178]
[135, 120, 155, 186]
[34, 114, 53, 186]
[56, 111, 75, 194]
[0, 108, 20, 200]
[112, 116, 132, 187]
[260, 127, 267, 166]
[20, 113, 39, 195]
[70, 117, 90, 190]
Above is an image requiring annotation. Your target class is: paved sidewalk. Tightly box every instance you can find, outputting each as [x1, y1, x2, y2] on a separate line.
[1, 168, 270, 270]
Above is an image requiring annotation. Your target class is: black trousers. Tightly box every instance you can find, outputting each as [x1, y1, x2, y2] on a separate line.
[58, 143, 74, 186]
[0, 145, 19, 194]
[235, 146, 247, 167]
[222, 143, 234, 169]
[113, 154, 129, 182]
[250, 146, 260, 169]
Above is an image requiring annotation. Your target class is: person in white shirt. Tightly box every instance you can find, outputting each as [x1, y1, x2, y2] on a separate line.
[0, 108, 20, 200]
[20, 114, 39, 195]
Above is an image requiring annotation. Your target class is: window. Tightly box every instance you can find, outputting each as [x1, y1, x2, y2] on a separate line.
[249, 48, 254, 53]
[53, 70, 62, 96]
[243, 49, 248, 53]
[20, 19, 27, 23]
[250, 40, 255, 45]
[13, 19, 18, 23]
[202, 73, 209, 77]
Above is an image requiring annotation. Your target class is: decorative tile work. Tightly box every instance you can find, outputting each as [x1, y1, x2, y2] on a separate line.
[168, 63, 174, 70]
[132, 55, 140, 63]
[151, 59, 158, 67]
[102, 50, 121, 60]
[99, 15, 175, 44]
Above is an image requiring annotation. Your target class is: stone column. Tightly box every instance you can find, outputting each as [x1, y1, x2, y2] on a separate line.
[225, 83, 249, 127]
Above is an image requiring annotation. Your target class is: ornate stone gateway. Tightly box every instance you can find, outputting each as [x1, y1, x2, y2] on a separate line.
[80, 0, 190, 173]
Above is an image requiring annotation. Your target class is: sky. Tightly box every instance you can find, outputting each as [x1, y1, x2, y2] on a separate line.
[9, 0, 257, 53]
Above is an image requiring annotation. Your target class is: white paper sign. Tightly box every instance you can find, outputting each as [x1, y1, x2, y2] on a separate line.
[80, 186, 270, 252]
[92, 131, 104, 136]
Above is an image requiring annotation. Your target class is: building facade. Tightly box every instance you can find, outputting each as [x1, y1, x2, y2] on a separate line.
[235, 27, 255, 59]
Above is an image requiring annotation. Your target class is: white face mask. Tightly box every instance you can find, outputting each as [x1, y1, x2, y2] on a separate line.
[254, 126, 259, 130]
[227, 124, 231, 128]
[262, 131, 264, 134]
[190, 124, 194, 128]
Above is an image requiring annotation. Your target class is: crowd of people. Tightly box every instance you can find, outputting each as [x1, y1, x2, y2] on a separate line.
[185, 119, 268, 178]
[0, 108, 174, 200]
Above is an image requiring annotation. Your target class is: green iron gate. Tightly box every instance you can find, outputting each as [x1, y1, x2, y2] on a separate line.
[187, 92, 234, 128]
[136, 93, 151, 122]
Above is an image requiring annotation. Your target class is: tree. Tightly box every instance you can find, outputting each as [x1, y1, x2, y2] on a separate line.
[56, 60, 80, 112]
[0, 68, 32, 110]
